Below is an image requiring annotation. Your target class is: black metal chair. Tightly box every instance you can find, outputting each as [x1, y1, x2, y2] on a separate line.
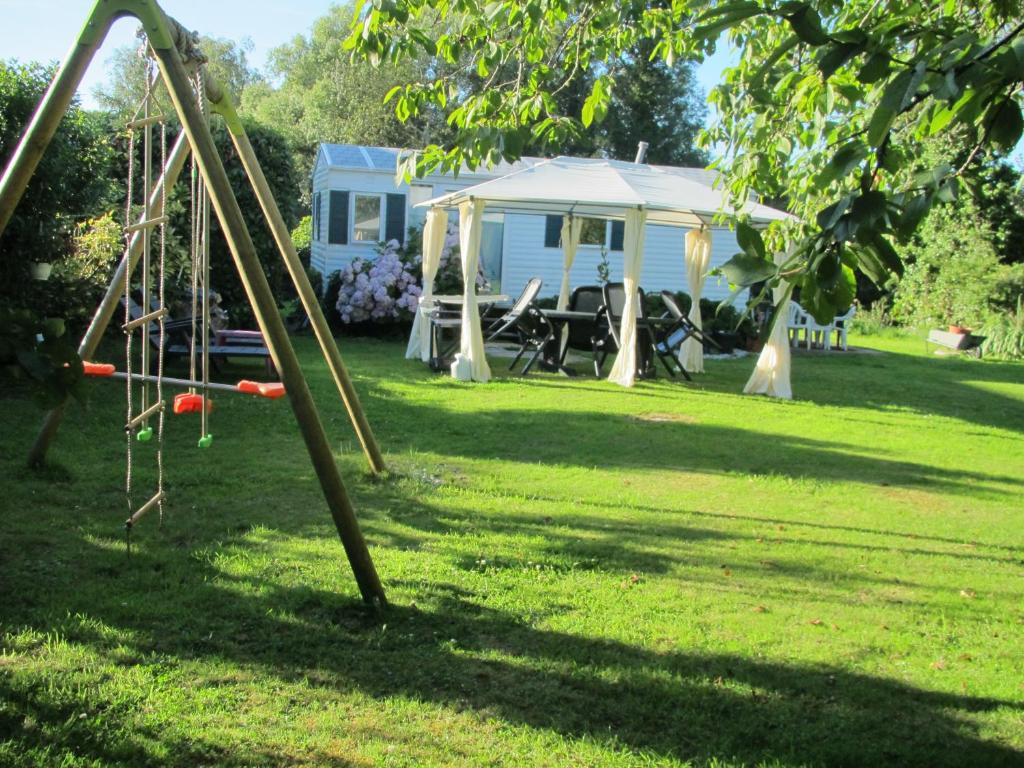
[659, 291, 721, 355]
[592, 282, 657, 378]
[484, 277, 542, 341]
[559, 285, 605, 366]
[507, 303, 557, 375]
[427, 303, 463, 372]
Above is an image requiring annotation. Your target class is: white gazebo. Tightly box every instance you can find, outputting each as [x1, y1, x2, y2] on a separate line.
[412, 156, 793, 392]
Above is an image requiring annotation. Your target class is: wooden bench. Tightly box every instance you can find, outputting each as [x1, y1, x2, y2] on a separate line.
[926, 329, 985, 357]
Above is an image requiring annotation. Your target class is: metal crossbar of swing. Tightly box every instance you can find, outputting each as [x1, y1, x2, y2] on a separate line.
[103, 370, 285, 398]
[0, 0, 387, 606]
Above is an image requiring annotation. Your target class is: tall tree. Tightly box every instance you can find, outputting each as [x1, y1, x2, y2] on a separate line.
[241, 4, 451, 185]
[554, 40, 708, 166]
[94, 35, 262, 118]
[346, 0, 1024, 322]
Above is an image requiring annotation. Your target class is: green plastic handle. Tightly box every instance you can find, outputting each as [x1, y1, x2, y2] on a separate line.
[136, 426, 153, 443]
[198, 434, 213, 449]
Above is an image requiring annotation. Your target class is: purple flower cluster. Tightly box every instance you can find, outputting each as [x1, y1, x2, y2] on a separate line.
[335, 239, 422, 324]
[432, 224, 490, 294]
[333, 222, 490, 325]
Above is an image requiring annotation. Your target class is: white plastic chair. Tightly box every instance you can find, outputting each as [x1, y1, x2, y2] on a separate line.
[806, 314, 834, 350]
[832, 305, 856, 351]
[786, 301, 807, 348]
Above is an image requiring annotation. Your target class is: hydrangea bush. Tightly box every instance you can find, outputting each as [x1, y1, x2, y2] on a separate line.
[335, 239, 421, 324]
[333, 221, 489, 325]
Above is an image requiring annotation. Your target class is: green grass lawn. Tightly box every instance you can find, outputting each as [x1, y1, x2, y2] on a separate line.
[2, 331, 1023, 767]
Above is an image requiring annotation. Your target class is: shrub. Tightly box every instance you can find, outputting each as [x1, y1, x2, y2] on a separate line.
[291, 215, 312, 268]
[981, 298, 1024, 360]
[334, 239, 421, 324]
[849, 298, 891, 336]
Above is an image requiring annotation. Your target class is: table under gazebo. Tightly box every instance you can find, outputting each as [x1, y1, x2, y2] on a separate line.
[404, 156, 794, 396]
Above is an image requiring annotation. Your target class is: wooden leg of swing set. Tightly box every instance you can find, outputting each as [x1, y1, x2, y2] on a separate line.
[26, 130, 192, 468]
[209, 92, 387, 477]
[152, 36, 386, 607]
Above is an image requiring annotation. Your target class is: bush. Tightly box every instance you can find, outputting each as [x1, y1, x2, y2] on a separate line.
[981, 298, 1024, 360]
[334, 239, 421, 324]
[849, 299, 891, 336]
[291, 215, 312, 268]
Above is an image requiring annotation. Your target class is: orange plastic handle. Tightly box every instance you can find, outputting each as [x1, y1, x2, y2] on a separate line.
[83, 362, 116, 376]
[236, 380, 286, 399]
[173, 392, 213, 414]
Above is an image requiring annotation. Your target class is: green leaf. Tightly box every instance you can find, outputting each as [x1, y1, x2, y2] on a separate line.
[867, 62, 925, 146]
[735, 221, 766, 260]
[867, 231, 903, 277]
[816, 195, 852, 230]
[819, 141, 868, 187]
[818, 41, 864, 80]
[986, 100, 1024, 152]
[896, 194, 930, 239]
[720, 252, 776, 287]
[849, 190, 887, 228]
[857, 53, 890, 84]
[784, 5, 829, 46]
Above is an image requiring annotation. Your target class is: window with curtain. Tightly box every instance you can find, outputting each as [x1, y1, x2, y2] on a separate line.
[353, 194, 382, 242]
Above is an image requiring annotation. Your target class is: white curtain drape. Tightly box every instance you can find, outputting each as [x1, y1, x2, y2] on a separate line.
[557, 215, 583, 349]
[608, 208, 647, 387]
[450, 198, 491, 382]
[743, 252, 792, 399]
[679, 228, 712, 373]
[405, 206, 448, 361]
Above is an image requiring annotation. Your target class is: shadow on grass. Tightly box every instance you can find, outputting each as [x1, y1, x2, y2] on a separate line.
[360, 398, 1023, 497]
[2, 530, 1021, 768]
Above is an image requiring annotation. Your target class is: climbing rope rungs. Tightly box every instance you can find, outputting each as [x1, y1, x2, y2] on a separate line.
[123, 307, 169, 331]
[125, 215, 169, 234]
[126, 490, 165, 528]
[126, 400, 164, 431]
[126, 114, 165, 129]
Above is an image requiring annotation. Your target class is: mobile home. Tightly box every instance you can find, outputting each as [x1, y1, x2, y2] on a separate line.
[310, 144, 746, 302]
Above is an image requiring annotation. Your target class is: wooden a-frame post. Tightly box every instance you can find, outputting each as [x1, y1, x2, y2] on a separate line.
[0, 0, 387, 606]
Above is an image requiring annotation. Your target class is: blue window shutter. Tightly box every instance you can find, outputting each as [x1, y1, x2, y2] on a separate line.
[385, 193, 407, 243]
[313, 192, 321, 241]
[610, 220, 625, 251]
[328, 191, 349, 245]
[544, 215, 561, 248]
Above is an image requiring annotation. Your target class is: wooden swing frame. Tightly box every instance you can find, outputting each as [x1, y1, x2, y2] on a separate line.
[0, 0, 387, 606]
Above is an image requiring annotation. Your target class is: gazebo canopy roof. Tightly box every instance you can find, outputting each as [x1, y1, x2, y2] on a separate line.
[420, 156, 791, 228]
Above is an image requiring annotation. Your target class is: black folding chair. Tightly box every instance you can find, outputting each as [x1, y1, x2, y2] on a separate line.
[593, 282, 657, 378]
[484, 277, 542, 341]
[427, 303, 463, 372]
[507, 303, 557, 375]
[558, 285, 605, 368]
[659, 291, 720, 351]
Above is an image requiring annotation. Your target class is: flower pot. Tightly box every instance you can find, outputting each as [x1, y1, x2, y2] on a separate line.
[949, 324, 970, 335]
[29, 262, 52, 281]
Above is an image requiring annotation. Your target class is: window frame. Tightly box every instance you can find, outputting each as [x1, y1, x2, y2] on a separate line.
[351, 192, 385, 244]
[577, 217, 609, 248]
